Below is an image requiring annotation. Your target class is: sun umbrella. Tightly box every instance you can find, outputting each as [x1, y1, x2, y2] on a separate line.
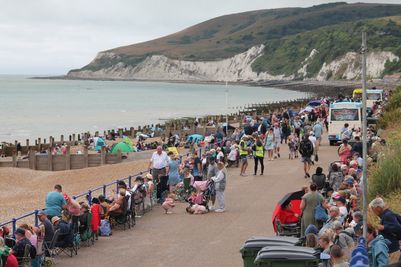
[307, 100, 322, 107]
[271, 190, 304, 233]
[111, 142, 133, 154]
[95, 137, 106, 151]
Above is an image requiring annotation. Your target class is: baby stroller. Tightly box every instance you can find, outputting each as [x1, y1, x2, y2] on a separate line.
[188, 180, 214, 208]
[272, 191, 303, 238]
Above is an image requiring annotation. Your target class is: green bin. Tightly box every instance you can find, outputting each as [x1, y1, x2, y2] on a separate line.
[254, 246, 319, 267]
[240, 236, 299, 267]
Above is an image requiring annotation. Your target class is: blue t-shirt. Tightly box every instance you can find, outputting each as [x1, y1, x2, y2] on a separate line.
[45, 191, 66, 216]
[313, 123, 323, 138]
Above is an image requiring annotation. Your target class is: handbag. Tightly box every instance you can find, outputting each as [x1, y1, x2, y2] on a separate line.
[314, 203, 328, 222]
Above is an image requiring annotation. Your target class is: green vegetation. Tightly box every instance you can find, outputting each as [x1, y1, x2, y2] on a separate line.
[369, 86, 401, 200]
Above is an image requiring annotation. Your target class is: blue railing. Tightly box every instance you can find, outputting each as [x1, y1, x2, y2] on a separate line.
[0, 170, 147, 237]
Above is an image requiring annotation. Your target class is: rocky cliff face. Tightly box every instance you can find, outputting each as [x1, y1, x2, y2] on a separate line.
[67, 45, 398, 82]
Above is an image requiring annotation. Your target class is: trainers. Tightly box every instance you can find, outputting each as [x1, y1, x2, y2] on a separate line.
[166, 211, 173, 214]
[253, 173, 256, 176]
[260, 173, 263, 176]
[209, 206, 215, 211]
[215, 209, 225, 213]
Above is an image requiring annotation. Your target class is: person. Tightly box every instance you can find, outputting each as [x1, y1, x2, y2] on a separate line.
[90, 198, 103, 237]
[319, 234, 333, 255]
[369, 197, 401, 263]
[0, 236, 10, 260]
[108, 191, 126, 218]
[211, 162, 226, 213]
[148, 146, 170, 199]
[226, 144, 238, 167]
[161, 193, 175, 214]
[313, 119, 323, 149]
[191, 152, 203, 181]
[51, 216, 73, 248]
[300, 183, 323, 237]
[10, 228, 36, 260]
[273, 123, 282, 158]
[278, 199, 299, 224]
[328, 164, 344, 192]
[311, 167, 326, 191]
[264, 128, 275, 161]
[352, 136, 363, 156]
[239, 135, 250, 176]
[186, 204, 208, 215]
[252, 136, 265, 175]
[98, 195, 111, 216]
[333, 195, 348, 222]
[340, 123, 352, 141]
[19, 224, 37, 250]
[367, 224, 390, 267]
[215, 147, 224, 163]
[37, 211, 54, 245]
[78, 203, 91, 235]
[183, 166, 195, 186]
[330, 244, 349, 267]
[319, 206, 341, 236]
[299, 133, 314, 178]
[332, 221, 354, 260]
[338, 140, 352, 164]
[44, 184, 66, 219]
[167, 154, 181, 192]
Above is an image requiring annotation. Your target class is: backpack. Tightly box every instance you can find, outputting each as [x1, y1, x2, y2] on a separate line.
[299, 140, 313, 157]
[391, 211, 401, 240]
[99, 219, 112, 236]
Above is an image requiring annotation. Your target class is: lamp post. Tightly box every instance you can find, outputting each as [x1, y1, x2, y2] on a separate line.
[361, 31, 368, 243]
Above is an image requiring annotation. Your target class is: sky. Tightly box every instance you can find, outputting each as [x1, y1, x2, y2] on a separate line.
[1, 0, 401, 75]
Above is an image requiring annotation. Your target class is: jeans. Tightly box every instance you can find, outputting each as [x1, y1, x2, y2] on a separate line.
[216, 190, 225, 210]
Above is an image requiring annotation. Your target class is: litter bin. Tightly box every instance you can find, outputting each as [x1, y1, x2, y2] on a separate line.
[240, 236, 299, 267]
[254, 246, 319, 267]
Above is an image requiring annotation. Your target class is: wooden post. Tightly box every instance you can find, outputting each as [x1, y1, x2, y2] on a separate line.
[84, 146, 88, 168]
[29, 148, 36, 170]
[117, 150, 122, 163]
[72, 134, 76, 143]
[12, 152, 17, 168]
[100, 147, 106, 165]
[26, 139, 29, 147]
[49, 136, 53, 147]
[65, 146, 71, 170]
[43, 138, 46, 144]
[130, 127, 135, 138]
[48, 148, 53, 171]
[60, 135, 64, 143]
[37, 138, 41, 152]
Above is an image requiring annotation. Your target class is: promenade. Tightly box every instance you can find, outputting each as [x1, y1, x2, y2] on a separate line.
[57, 135, 337, 267]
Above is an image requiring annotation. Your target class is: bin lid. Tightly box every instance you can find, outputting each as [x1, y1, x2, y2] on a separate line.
[255, 246, 318, 262]
[241, 236, 299, 251]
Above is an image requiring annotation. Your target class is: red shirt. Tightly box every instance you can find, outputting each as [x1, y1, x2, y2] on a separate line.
[6, 253, 18, 267]
[278, 209, 299, 224]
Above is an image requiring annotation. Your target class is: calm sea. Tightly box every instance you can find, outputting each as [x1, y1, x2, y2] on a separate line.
[0, 75, 305, 143]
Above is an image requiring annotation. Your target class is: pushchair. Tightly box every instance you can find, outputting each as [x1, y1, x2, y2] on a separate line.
[187, 180, 214, 208]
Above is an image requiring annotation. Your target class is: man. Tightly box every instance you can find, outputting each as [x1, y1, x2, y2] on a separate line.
[52, 216, 73, 248]
[340, 123, 352, 140]
[308, 131, 317, 163]
[299, 134, 314, 178]
[148, 146, 169, 199]
[11, 228, 36, 260]
[319, 206, 341, 236]
[239, 135, 249, 176]
[352, 136, 363, 156]
[38, 211, 54, 243]
[313, 119, 323, 155]
[192, 152, 203, 181]
[369, 197, 401, 263]
[330, 245, 349, 267]
[45, 184, 66, 220]
[272, 123, 281, 158]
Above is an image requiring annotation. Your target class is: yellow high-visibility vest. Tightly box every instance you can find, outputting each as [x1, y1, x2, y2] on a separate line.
[255, 145, 264, 157]
[239, 140, 248, 156]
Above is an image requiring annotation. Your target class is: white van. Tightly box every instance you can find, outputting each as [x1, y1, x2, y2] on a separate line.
[328, 102, 362, 146]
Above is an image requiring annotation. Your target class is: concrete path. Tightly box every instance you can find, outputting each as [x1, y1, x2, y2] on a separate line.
[58, 136, 337, 267]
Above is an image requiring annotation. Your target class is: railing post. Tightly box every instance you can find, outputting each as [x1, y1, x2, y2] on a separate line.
[103, 185, 107, 197]
[116, 181, 119, 193]
[12, 218, 16, 238]
[128, 176, 132, 188]
[34, 210, 39, 226]
[88, 190, 92, 205]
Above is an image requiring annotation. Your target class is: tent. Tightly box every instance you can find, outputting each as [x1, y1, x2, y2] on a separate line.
[111, 142, 133, 154]
[271, 190, 304, 233]
[95, 138, 106, 151]
[123, 137, 133, 146]
[186, 134, 204, 144]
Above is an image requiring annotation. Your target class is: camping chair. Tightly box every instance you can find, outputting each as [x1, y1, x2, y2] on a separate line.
[275, 217, 301, 237]
[17, 244, 32, 267]
[53, 226, 78, 258]
[79, 212, 94, 247]
[110, 196, 130, 230]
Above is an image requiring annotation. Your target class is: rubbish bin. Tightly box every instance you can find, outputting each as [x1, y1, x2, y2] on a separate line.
[254, 246, 319, 267]
[240, 236, 299, 267]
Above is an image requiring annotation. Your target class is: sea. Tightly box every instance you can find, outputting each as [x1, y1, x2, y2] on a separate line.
[0, 75, 306, 143]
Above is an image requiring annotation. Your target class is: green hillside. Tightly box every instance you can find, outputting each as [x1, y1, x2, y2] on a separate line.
[72, 2, 401, 76]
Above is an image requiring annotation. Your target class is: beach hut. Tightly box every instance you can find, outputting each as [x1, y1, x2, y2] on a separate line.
[111, 142, 133, 154]
[95, 137, 106, 151]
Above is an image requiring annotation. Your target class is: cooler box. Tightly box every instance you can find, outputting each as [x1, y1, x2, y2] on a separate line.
[240, 236, 299, 267]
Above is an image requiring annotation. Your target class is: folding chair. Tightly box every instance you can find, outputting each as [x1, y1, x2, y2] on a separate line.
[110, 196, 130, 230]
[275, 217, 301, 237]
[80, 212, 94, 247]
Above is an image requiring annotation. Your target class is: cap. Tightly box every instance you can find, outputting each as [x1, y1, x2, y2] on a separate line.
[346, 177, 354, 185]
[51, 216, 61, 224]
[15, 228, 26, 236]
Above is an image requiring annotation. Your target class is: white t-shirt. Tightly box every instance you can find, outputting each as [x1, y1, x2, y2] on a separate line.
[150, 151, 169, 169]
[308, 136, 317, 148]
[216, 151, 224, 161]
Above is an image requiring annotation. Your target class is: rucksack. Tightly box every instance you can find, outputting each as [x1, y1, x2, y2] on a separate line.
[391, 211, 401, 240]
[99, 219, 112, 236]
[299, 140, 313, 157]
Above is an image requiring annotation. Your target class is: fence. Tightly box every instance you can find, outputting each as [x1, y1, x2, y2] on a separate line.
[0, 170, 147, 237]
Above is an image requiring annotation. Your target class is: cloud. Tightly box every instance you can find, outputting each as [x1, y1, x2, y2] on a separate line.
[0, 0, 400, 74]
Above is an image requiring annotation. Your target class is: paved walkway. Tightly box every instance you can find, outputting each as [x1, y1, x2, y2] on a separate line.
[58, 136, 337, 267]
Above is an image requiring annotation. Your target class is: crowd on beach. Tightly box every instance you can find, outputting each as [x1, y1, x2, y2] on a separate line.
[0, 89, 400, 267]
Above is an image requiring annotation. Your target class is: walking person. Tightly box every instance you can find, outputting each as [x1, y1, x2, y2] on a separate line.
[167, 154, 181, 192]
[239, 135, 250, 176]
[300, 183, 324, 237]
[313, 119, 323, 161]
[211, 162, 227, 213]
[148, 146, 170, 201]
[252, 136, 265, 175]
[273, 123, 282, 158]
[299, 133, 314, 178]
[264, 128, 275, 161]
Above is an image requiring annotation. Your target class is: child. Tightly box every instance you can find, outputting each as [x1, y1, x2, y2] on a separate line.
[288, 135, 296, 160]
[186, 204, 208, 215]
[162, 193, 175, 214]
[293, 135, 300, 158]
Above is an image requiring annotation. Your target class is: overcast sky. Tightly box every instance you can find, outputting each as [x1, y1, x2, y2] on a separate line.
[1, 0, 400, 75]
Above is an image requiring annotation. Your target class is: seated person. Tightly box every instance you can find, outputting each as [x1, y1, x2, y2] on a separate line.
[277, 199, 299, 224]
[107, 191, 126, 218]
[186, 204, 208, 215]
[78, 203, 90, 235]
[98, 195, 111, 217]
[51, 216, 73, 248]
[10, 228, 36, 261]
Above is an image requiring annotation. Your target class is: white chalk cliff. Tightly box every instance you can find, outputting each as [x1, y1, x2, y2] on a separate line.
[68, 45, 398, 81]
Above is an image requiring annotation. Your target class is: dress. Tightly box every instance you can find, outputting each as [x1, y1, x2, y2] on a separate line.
[167, 159, 181, 186]
[301, 192, 322, 237]
[264, 134, 274, 150]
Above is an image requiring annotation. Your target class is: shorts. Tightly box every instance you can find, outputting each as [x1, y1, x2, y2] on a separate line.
[274, 141, 281, 148]
[301, 156, 312, 164]
[240, 155, 248, 164]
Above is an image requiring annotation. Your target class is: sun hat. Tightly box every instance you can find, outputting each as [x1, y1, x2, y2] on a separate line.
[51, 216, 61, 224]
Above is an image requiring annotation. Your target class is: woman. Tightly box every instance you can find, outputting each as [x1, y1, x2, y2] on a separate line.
[278, 199, 299, 224]
[311, 167, 326, 191]
[167, 154, 181, 192]
[252, 136, 265, 175]
[264, 128, 275, 161]
[211, 162, 227, 213]
[107, 191, 125, 218]
[319, 234, 333, 255]
[338, 139, 352, 164]
[300, 183, 324, 237]
[90, 198, 103, 236]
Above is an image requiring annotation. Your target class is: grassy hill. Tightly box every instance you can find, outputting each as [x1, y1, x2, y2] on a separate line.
[73, 2, 401, 77]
